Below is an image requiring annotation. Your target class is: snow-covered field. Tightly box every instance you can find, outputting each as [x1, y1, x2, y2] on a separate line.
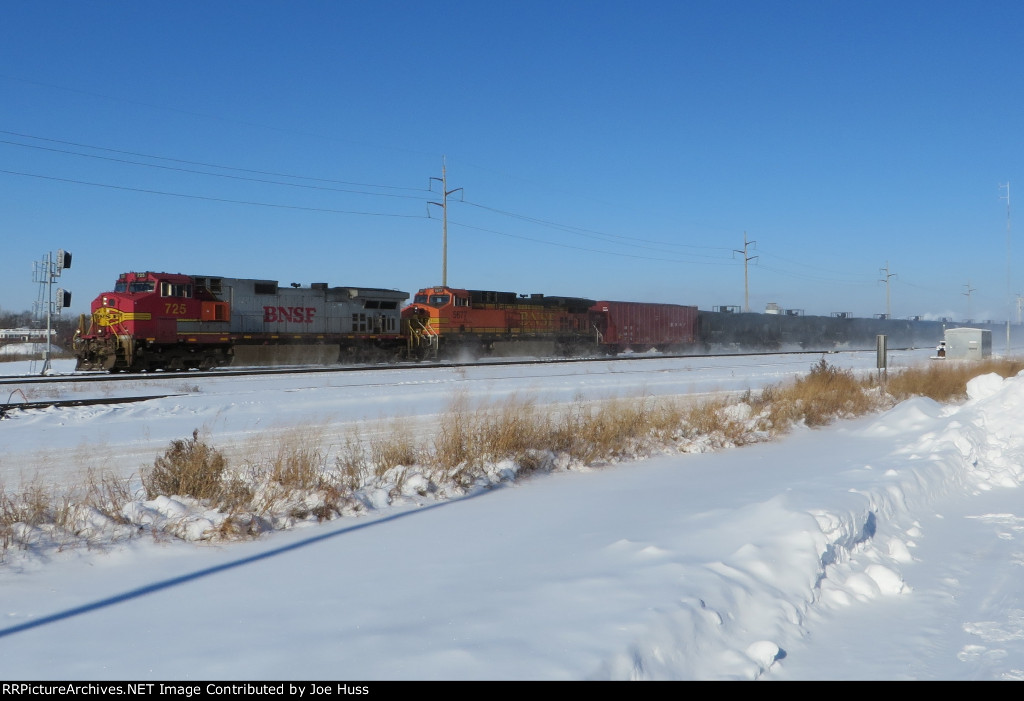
[1, 350, 920, 488]
[1, 349, 1023, 680]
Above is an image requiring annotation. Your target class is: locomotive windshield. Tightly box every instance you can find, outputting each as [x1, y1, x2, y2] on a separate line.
[114, 281, 156, 293]
[414, 293, 451, 306]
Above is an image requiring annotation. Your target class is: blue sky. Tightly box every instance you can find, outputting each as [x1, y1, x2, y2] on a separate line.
[3, 0, 1023, 322]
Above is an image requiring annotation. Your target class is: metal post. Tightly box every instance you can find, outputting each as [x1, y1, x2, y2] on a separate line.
[43, 251, 53, 375]
[876, 334, 888, 384]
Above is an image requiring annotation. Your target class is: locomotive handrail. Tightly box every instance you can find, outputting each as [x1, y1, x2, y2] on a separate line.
[406, 316, 439, 358]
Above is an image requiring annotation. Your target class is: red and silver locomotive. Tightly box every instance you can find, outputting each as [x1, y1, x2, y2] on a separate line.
[74, 271, 408, 371]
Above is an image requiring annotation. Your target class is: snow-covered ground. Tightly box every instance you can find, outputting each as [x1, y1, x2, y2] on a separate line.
[1, 349, 1023, 680]
[0, 350, 921, 488]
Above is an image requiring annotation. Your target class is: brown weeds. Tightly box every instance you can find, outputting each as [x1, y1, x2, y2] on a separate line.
[141, 429, 230, 503]
[4, 355, 1020, 556]
[885, 358, 1024, 402]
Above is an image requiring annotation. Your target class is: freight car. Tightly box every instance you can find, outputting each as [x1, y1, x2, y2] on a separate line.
[74, 271, 408, 371]
[696, 308, 949, 352]
[402, 285, 699, 358]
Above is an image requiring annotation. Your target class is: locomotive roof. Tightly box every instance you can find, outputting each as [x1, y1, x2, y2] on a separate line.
[117, 271, 192, 281]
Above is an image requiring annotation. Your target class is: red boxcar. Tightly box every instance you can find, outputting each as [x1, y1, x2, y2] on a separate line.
[591, 301, 699, 352]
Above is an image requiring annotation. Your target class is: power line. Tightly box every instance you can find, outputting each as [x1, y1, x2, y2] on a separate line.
[0, 168, 428, 219]
[0, 73, 441, 161]
[0, 130, 428, 193]
[462, 199, 733, 254]
[447, 218, 738, 265]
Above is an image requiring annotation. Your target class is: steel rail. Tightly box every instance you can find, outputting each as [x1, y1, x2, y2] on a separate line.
[0, 346, 899, 389]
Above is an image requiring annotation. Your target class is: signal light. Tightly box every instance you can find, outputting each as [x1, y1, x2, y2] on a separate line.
[57, 250, 72, 270]
[56, 289, 72, 308]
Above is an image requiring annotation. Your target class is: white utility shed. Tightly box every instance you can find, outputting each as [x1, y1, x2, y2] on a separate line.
[944, 327, 991, 360]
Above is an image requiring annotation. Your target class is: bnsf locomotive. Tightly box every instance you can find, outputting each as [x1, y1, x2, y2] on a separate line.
[74, 271, 407, 371]
[402, 286, 699, 358]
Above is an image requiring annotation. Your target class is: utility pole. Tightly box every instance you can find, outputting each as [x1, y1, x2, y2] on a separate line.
[1000, 182, 1012, 353]
[428, 157, 462, 287]
[879, 261, 896, 319]
[963, 281, 975, 322]
[733, 232, 758, 312]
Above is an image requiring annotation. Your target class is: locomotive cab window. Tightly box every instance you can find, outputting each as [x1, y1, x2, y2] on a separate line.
[160, 282, 193, 298]
[127, 281, 155, 293]
[364, 300, 399, 310]
[429, 295, 450, 306]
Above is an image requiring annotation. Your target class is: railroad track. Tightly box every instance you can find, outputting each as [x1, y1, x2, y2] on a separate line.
[0, 346, 892, 388]
[0, 392, 183, 417]
[0, 346, 911, 416]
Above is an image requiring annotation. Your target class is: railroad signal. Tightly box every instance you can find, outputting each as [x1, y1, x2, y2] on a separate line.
[32, 249, 74, 375]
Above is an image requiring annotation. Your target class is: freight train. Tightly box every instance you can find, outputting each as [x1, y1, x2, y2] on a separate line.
[74, 270, 977, 372]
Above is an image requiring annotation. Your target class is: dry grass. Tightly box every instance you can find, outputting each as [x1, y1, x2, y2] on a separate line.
[369, 419, 421, 476]
[759, 357, 884, 429]
[0, 469, 137, 556]
[3, 355, 1020, 555]
[81, 468, 133, 524]
[334, 429, 370, 491]
[885, 357, 1024, 402]
[141, 429, 230, 503]
[0, 480, 57, 531]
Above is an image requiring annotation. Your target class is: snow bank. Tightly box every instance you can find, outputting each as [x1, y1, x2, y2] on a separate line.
[594, 371, 1024, 679]
[2, 366, 1023, 680]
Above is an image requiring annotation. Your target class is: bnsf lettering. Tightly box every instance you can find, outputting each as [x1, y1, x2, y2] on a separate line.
[263, 306, 317, 323]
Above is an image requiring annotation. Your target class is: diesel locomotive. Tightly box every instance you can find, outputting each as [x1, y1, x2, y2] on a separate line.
[74, 271, 407, 371]
[402, 286, 699, 358]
